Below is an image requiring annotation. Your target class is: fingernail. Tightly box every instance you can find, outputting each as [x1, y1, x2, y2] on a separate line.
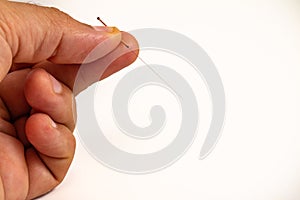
[82, 31, 122, 63]
[49, 74, 62, 94]
[49, 117, 57, 128]
[93, 26, 119, 33]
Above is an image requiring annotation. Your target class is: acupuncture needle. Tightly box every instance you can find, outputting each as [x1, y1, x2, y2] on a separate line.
[97, 17, 182, 99]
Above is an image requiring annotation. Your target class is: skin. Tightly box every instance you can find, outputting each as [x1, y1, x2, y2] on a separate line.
[0, 0, 138, 199]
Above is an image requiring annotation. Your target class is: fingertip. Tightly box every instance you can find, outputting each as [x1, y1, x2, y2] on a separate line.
[24, 68, 54, 108]
[25, 113, 75, 158]
[25, 113, 56, 145]
[100, 31, 139, 80]
[24, 68, 75, 129]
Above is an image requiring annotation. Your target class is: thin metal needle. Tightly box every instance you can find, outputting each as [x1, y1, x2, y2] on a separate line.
[97, 17, 181, 99]
[131, 51, 177, 94]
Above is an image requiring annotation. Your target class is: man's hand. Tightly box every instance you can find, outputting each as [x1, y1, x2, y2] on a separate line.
[0, 1, 138, 199]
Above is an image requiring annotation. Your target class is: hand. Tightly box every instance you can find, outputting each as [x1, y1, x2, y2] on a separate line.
[0, 1, 138, 199]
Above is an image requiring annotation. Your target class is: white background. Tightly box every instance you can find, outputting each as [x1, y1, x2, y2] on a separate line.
[15, 0, 300, 199]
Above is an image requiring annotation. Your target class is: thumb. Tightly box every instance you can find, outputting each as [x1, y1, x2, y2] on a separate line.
[0, 1, 121, 80]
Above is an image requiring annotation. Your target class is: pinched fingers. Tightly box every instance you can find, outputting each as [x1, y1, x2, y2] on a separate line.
[23, 68, 76, 199]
